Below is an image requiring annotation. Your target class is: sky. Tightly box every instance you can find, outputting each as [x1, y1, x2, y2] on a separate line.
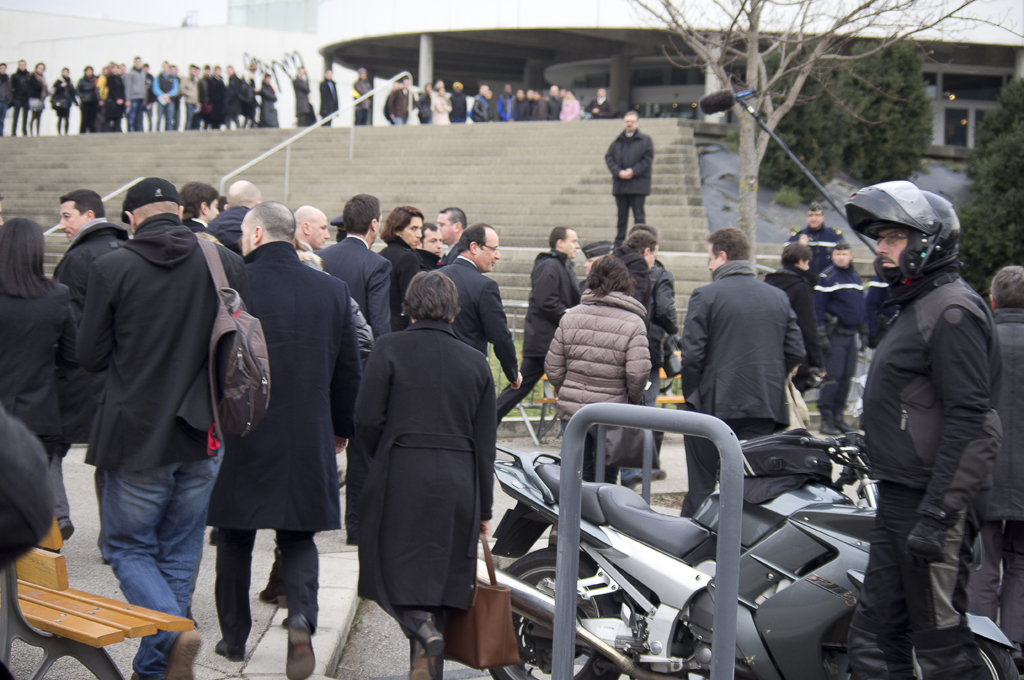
[0, 0, 228, 26]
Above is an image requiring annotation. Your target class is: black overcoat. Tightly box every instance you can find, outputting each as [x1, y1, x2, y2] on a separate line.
[764, 265, 825, 389]
[522, 250, 580, 358]
[77, 215, 248, 471]
[53, 220, 129, 442]
[355, 320, 496, 610]
[0, 285, 77, 437]
[379, 239, 426, 332]
[605, 129, 654, 195]
[207, 242, 361, 532]
[320, 236, 392, 339]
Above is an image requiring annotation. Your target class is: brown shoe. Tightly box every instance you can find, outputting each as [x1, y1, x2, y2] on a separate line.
[409, 655, 431, 680]
[164, 629, 201, 680]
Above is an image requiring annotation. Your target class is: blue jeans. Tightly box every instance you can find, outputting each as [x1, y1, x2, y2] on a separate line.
[157, 101, 175, 130]
[101, 455, 221, 680]
[185, 103, 198, 130]
[129, 99, 145, 131]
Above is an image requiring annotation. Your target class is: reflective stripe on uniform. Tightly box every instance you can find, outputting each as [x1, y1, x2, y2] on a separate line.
[868, 280, 889, 288]
[815, 283, 865, 293]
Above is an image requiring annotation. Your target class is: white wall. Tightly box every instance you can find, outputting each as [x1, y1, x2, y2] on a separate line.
[0, 9, 356, 135]
[317, 0, 1023, 49]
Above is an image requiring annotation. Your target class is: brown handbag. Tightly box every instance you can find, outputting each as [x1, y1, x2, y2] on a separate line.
[443, 536, 521, 670]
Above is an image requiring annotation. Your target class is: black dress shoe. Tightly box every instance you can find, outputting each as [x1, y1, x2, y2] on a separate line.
[286, 614, 315, 680]
[215, 639, 244, 662]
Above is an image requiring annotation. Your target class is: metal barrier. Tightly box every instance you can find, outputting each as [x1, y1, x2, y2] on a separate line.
[219, 71, 413, 194]
[555, 403, 743, 680]
[44, 177, 145, 235]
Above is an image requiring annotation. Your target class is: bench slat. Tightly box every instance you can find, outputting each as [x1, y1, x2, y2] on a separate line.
[18, 600, 124, 648]
[52, 587, 194, 632]
[16, 548, 69, 591]
[19, 585, 159, 638]
[37, 518, 64, 552]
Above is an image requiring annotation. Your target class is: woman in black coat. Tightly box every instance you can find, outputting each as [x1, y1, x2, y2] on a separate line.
[356, 271, 496, 680]
[77, 67, 98, 133]
[51, 68, 77, 135]
[224, 66, 243, 128]
[0, 219, 78, 538]
[378, 205, 426, 332]
[258, 74, 278, 128]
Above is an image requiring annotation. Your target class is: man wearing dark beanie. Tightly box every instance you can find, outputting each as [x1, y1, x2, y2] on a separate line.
[77, 178, 249, 680]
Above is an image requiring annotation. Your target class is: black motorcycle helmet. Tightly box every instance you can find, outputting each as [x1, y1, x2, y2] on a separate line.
[845, 180, 959, 280]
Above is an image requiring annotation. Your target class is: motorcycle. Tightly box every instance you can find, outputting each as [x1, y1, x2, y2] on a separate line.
[483, 431, 1017, 680]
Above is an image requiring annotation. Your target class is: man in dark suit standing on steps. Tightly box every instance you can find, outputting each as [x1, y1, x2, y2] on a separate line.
[606, 111, 654, 247]
[319, 70, 339, 127]
[318, 193, 391, 545]
[442, 223, 522, 391]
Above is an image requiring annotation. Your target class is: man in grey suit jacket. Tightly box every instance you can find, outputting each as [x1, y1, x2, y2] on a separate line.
[319, 194, 392, 339]
[317, 193, 391, 544]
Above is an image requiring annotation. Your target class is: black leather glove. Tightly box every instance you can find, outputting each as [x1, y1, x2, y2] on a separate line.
[818, 326, 831, 355]
[868, 334, 879, 349]
[906, 515, 951, 565]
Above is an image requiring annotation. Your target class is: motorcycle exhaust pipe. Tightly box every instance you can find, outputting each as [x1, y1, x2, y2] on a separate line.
[477, 560, 665, 680]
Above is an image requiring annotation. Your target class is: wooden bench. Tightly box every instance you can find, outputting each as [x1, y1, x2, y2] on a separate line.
[1, 519, 193, 680]
[516, 368, 686, 445]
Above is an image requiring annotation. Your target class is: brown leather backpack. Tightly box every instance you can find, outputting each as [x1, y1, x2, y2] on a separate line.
[197, 240, 271, 438]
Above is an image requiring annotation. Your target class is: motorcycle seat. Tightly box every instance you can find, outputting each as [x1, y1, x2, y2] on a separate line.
[536, 463, 607, 525]
[596, 484, 711, 557]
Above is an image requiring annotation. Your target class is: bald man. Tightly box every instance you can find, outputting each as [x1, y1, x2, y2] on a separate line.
[294, 205, 330, 252]
[207, 180, 263, 254]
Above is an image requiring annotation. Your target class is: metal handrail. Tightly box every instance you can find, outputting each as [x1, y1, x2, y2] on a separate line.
[44, 177, 145, 235]
[218, 71, 413, 194]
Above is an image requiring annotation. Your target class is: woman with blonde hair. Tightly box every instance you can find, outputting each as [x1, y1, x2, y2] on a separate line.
[559, 90, 581, 121]
[430, 80, 451, 125]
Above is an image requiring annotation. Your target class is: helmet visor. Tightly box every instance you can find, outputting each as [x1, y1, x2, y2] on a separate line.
[847, 180, 942, 238]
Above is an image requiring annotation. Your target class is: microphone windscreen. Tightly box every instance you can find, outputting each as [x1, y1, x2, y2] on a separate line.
[698, 90, 736, 115]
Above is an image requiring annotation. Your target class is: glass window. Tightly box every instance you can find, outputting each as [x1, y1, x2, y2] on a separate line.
[227, 0, 316, 32]
[922, 73, 937, 99]
[942, 74, 1003, 102]
[670, 67, 705, 86]
[944, 108, 968, 146]
[632, 68, 667, 87]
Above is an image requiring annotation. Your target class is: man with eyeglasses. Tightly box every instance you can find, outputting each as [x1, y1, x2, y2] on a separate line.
[789, 201, 846, 278]
[441, 223, 522, 392]
[844, 181, 1001, 680]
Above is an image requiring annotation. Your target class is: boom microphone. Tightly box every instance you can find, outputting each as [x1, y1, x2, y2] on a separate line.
[698, 89, 739, 115]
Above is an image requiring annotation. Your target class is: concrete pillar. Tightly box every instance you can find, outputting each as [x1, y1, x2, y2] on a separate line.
[703, 50, 723, 123]
[608, 54, 630, 117]
[419, 34, 434, 88]
[323, 55, 333, 78]
[523, 59, 547, 90]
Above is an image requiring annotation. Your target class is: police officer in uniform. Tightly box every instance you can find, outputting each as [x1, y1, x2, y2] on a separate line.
[814, 241, 865, 434]
[864, 274, 897, 349]
[788, 201, 845, 277]
[845, 181, 1002, 680]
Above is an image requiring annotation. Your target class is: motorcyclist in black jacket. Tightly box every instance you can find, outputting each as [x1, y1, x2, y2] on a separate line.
[845, 181, 1002, 680]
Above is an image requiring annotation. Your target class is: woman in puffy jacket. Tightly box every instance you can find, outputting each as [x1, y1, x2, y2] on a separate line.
[559, 90, 581, 121]
[545, 254, 650, 482]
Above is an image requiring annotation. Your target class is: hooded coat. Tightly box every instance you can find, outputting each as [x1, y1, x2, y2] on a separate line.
[355, 320, 496, 610]
[764, 264, 825, 389]
[545, 291, 650, 421]
[206, 242, 361, 532]
[522, 250, 580, 358]
[54, 219, 130, 442]
[77, 214, 248, 471]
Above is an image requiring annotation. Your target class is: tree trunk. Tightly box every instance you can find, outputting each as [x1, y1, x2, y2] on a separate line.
[737, 111, 759, 257]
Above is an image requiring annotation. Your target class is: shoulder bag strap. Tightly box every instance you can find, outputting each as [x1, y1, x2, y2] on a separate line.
[481, 535, 497, 587]
[197, 239, 230, 293]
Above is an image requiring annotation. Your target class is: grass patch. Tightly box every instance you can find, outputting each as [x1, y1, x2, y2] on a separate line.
[773, 186, 802, 209]
[650, 492, 687, 509]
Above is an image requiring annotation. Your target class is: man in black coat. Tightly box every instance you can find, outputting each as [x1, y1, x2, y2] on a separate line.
[53, 189, 129, 538]
[442, 224, 521, 389]
[207, 180, 261, 254]
[318, 193, 392, 544]
[77, 178, 248, 680]
[679, 228, 804, 517]
[207, 202, 361, 675]
[605, 111, 654, 247]
[614, 227, 656, 319]
[319, 70, 339, 126]
[496, 227, 580, 421]
[764, 241, 825, 392]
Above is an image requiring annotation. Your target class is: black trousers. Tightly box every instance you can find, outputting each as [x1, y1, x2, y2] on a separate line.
[495, 355, 546, 422]
[848, 482, 985, 680]
[819, 331, 859, 417]
[344, 434, 370, 543]
[614, 194, 646, 247]
[11, 100, 29, 136]
[354, 109, 369, 125]
[967, 520, 1024, 645]
[80, 102, 98, 133]
[680, 416, 775, 517]
[215, 528, 319, 647]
